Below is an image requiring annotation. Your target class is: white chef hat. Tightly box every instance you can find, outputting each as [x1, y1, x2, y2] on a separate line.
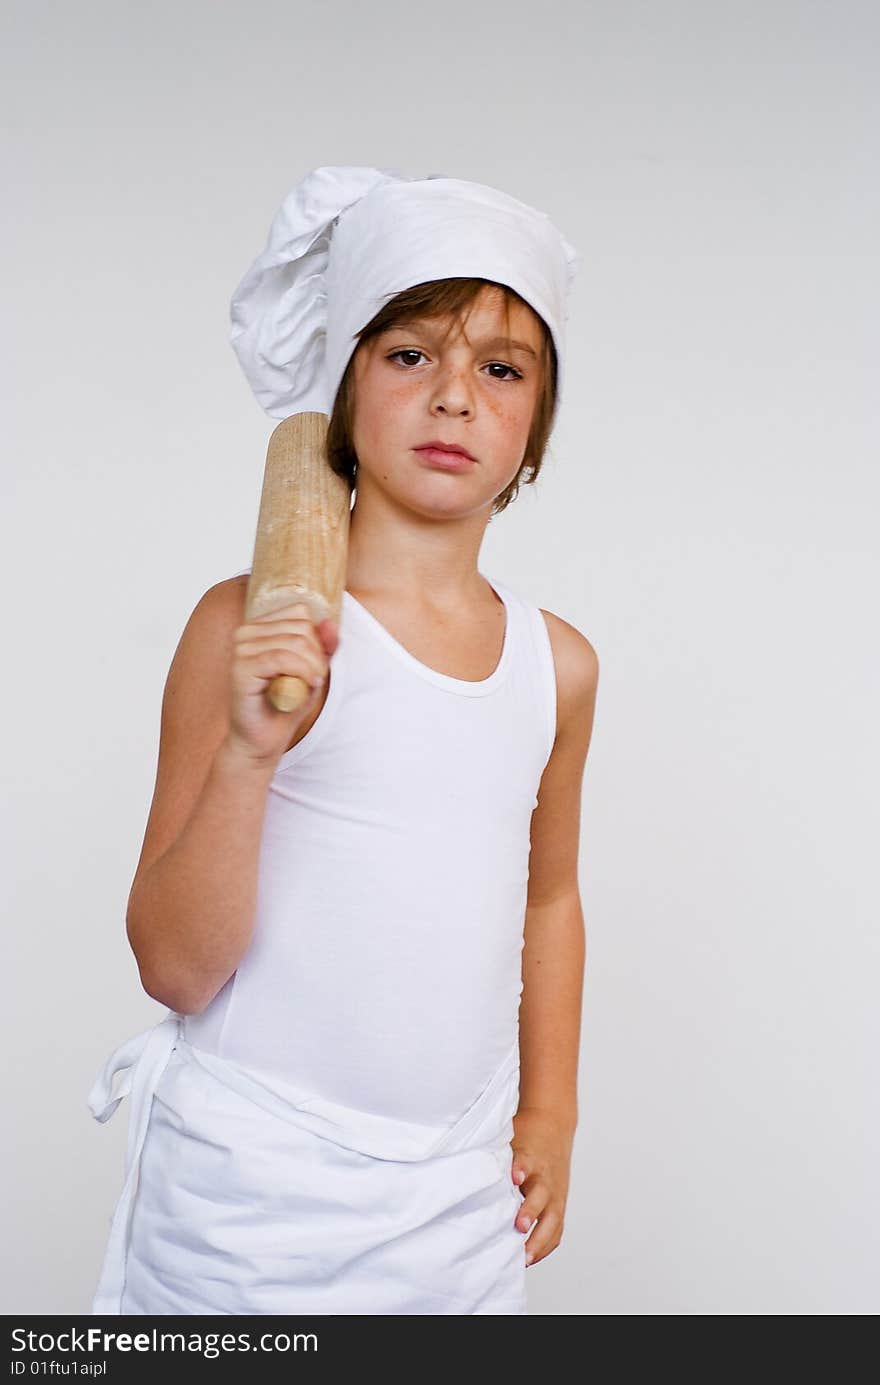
[229, 164, 580, 424]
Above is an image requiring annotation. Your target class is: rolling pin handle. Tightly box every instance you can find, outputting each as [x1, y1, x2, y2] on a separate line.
[267, 674, 310, 713]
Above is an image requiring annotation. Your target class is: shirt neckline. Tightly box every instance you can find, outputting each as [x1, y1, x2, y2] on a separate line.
[342, 576, 514, 697]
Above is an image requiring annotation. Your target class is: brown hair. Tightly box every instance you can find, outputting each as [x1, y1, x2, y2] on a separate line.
[326, 277, 558, 519]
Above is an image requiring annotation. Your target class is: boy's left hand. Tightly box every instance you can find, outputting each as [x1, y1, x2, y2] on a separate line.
[508, 1107, 576, 1267]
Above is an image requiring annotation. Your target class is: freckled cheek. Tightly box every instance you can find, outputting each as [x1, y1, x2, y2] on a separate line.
[368, 382, 420, 435]
[484, 399, 532, 456]
[386, 380, 425, 426]
[357, 385, 415, 454]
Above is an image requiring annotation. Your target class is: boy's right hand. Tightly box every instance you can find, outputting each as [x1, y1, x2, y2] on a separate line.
[224, 601, 340, 769]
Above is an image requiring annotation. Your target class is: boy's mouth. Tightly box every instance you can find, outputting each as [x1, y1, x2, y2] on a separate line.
[414, 439, 477, 462]
[414, 446, 478, 472]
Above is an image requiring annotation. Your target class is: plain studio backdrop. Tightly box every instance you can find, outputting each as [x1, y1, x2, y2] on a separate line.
[2, 0, 877, 1316]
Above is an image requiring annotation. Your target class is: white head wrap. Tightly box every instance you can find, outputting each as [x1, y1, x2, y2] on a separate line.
[229, 164, 579, 424]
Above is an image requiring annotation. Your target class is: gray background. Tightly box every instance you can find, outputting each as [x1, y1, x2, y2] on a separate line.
[3, 0, 877, 1315]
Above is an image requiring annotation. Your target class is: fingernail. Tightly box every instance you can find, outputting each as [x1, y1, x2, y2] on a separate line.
[525, 1252, 534, 1265]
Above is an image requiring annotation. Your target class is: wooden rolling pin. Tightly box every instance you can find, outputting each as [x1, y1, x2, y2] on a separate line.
[244, 413, 351, 712]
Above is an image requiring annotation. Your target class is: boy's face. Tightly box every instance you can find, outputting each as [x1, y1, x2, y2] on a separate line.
[349, 287, 545, 521]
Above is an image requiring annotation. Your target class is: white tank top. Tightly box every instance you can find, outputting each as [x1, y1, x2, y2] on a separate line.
[184, 571, 557, 1126]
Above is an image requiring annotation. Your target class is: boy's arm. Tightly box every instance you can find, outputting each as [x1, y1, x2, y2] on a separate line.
[512, 611, 598, 1263]
[519, 610, 598, 1124]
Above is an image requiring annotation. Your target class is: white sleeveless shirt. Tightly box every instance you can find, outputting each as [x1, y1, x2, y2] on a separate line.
[184, 572, 557, 1127]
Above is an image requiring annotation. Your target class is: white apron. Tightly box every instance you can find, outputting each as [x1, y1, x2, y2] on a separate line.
[87, 1011, 527, 1315]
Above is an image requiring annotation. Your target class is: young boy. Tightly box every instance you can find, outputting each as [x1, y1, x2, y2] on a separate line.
[88, 166, 599, 1315]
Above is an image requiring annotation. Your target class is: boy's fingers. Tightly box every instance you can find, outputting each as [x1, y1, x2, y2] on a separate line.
[515, 1179, 551, 1233]
[523, 1204, 563, 1265]
[516, 1203, 538, 1233]
[508, 1146, 527, 1177]
[319, 619, 340, 652]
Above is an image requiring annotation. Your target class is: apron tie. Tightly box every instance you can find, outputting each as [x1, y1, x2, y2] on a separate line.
[87, 1011, 182, 1313]
[176, 1033, 520, 1163]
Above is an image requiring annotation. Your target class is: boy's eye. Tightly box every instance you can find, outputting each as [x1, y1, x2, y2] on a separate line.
[385, 349, 523, 381]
